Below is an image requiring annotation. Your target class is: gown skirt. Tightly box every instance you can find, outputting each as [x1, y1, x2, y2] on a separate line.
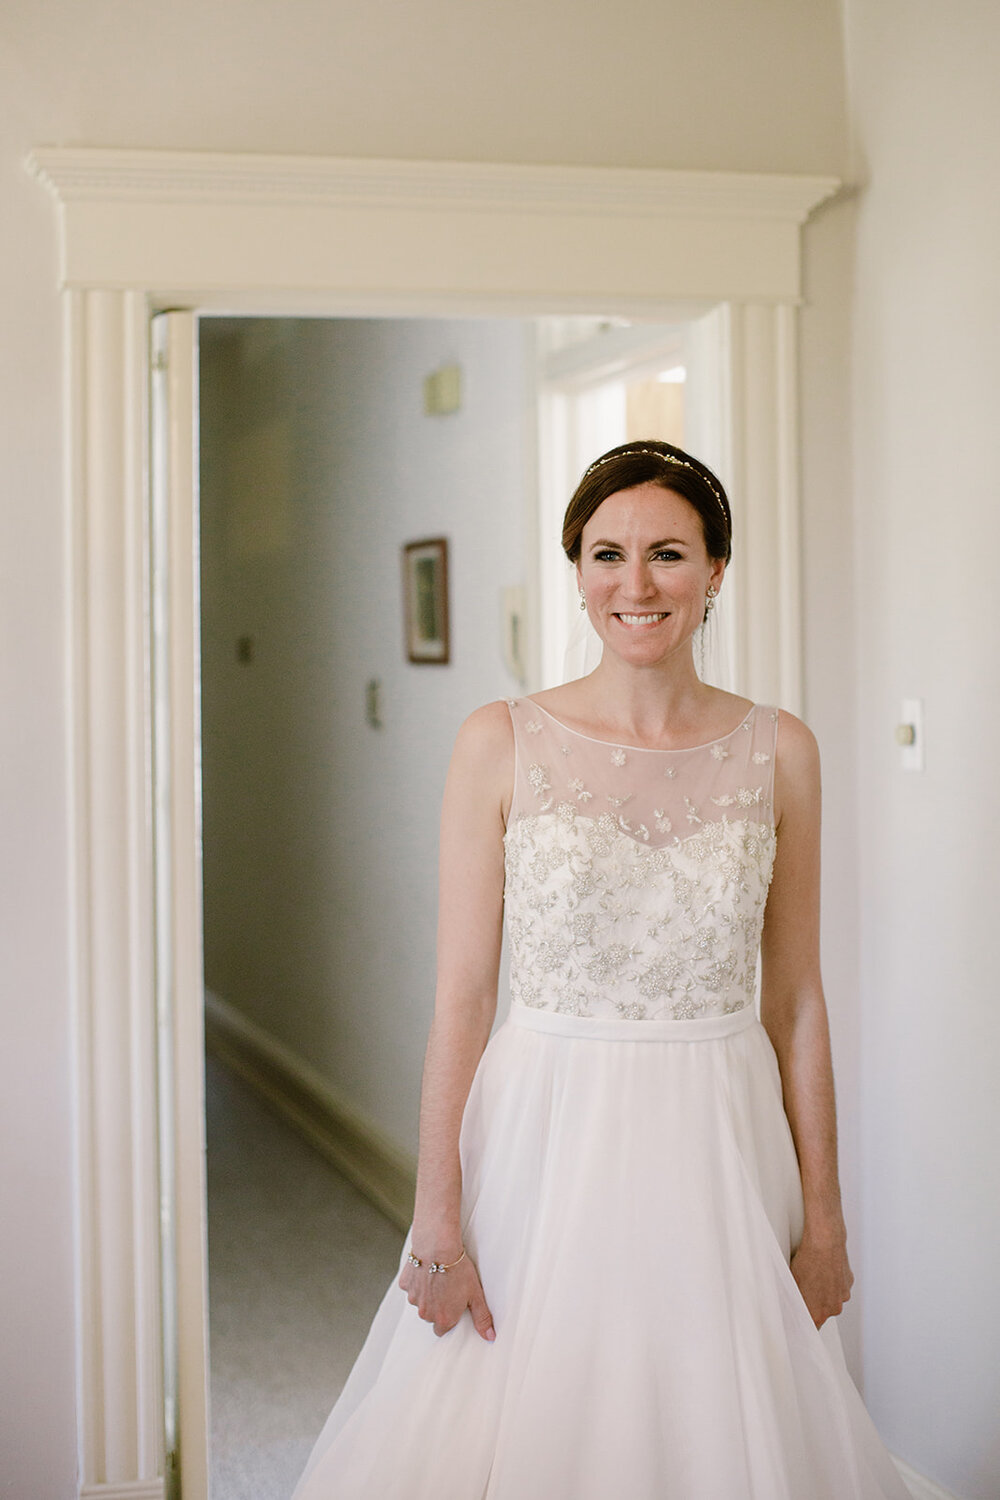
[291, 1004, 911, 1500]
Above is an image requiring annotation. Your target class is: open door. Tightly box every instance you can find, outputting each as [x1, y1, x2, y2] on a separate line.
[150, 310, 210, 1499]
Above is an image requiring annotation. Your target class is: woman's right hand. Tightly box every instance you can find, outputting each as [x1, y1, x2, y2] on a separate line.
[398, 1249, 496, 1342]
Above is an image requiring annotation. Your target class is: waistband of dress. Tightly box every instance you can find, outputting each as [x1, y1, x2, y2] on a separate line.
[507, 1003, 758, 1042]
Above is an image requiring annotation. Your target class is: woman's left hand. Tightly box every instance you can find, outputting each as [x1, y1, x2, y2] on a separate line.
[789, 1235, 854, 1328]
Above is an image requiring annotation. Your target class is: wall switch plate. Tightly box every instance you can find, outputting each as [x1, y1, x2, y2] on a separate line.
[366, 677, 384, 729]
[898, 697, 924, 771]
[423, 364, 462, 415]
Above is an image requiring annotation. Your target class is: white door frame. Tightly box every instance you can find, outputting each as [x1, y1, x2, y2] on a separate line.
[28, 146, 837, 1500]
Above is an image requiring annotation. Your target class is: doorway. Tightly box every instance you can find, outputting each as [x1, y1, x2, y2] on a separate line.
[39, 142, 829, 1500]
[191, 310, 697, 1494]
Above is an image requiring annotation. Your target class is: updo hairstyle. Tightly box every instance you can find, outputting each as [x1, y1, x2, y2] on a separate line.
[562, 441, 732, 566]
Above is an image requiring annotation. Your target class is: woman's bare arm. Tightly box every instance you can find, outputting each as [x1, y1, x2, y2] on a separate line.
[760, 711, 854, 1327]
[398, 700, 513, 1340]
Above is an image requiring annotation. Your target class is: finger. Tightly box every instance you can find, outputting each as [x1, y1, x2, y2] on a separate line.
[469, 1290, 496, 1343]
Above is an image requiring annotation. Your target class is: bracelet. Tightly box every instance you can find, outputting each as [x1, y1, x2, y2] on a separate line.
[407, 1247, 467, 1274]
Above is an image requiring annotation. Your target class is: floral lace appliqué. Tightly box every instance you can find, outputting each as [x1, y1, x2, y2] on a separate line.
[505, 814, 776, 1022]
[505, 697, 778, 1022]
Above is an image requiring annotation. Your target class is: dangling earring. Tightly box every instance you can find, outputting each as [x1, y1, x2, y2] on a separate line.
[579, 592, 587, 611]
[705, 585, 718, 615]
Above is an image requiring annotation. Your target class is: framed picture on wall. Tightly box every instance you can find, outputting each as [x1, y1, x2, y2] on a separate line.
[402, 536, 450, 664]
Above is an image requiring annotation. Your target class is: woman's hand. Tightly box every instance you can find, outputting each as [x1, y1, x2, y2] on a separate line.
[789, 1233, 854, 1328]
[398, 1249, 496, 1342]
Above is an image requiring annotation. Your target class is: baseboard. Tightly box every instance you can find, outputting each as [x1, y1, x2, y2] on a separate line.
[204, 990, 416, 1230]
[80, 1483, 165, 1500]
[892, 1454, 963, 1500]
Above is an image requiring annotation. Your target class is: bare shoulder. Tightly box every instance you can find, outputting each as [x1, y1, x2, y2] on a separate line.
[446, 700, 515, 821]
[453, 699, 515, 761]
[773, 709, 821, 824]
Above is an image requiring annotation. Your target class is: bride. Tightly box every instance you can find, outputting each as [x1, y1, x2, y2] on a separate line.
[290, 440, 910, 1499]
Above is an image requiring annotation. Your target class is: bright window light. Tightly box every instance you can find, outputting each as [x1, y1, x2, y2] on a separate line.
[657, 366, 686, 384]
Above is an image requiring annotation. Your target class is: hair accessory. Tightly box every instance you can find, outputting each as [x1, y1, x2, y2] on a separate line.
[407, 1247, 467, 1274]
[583, 447, 729, 526]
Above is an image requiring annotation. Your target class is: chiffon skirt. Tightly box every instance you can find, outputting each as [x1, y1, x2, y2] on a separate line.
[291, 1007, 910, 1500]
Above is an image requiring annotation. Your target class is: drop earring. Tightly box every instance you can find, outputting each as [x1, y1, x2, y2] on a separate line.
[705, 585, 718, 615]
[579, 592, 587, 611]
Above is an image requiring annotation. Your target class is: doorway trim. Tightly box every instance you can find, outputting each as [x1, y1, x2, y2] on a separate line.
[29, 146, 837, 1500]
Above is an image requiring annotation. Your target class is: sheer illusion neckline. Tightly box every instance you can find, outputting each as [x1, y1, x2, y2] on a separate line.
[523, 698, 757, 754]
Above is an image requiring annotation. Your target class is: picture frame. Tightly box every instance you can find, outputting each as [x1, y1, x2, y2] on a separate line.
[402, 536, 450, 664]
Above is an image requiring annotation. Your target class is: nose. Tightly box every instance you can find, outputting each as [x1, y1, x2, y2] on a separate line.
[622, 557, 656, 601]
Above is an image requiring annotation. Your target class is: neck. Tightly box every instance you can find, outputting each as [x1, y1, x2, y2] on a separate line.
[582, 645, 712, 737]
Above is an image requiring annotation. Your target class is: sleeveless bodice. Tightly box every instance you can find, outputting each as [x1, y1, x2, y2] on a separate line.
[503, 698, 779, 1022]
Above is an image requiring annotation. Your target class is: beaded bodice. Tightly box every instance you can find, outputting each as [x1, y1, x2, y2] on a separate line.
[503, 698, 779, 1022]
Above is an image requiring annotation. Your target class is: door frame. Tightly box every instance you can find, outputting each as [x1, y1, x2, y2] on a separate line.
[29, 146, 837, 1500]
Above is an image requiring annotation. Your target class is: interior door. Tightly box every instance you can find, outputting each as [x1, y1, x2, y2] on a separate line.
[150, 309, 210, 1500]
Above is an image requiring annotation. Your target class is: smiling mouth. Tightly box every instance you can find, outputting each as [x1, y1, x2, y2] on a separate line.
[615, 612, 670, 626]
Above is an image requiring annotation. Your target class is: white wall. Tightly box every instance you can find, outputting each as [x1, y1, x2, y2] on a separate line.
[798, 192, 864, 1365]
[843, 3, 1000, 1496]
[0, 1, 850, 1493]
[199, 317, 530, 1151]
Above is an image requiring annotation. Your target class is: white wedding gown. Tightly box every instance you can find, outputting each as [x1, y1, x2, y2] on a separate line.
[290, 699, 911, 1499]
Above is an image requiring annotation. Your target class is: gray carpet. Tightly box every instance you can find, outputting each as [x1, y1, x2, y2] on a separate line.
[206, 1053, 406, 1500]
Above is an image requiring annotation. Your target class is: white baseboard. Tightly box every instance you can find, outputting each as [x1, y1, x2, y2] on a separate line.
[203, 990, 416, 1230]
[892, 1454, 963, 1500]
[80, 1483, 165, 1500]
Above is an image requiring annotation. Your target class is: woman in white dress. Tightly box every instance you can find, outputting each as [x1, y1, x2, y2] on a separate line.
[291, 441, 911, 1499]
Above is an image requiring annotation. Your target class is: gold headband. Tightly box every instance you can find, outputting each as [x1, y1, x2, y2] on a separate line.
[583, 448, 729, 526]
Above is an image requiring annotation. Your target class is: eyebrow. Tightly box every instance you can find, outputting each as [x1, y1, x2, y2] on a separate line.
[589, 537, 689, 550]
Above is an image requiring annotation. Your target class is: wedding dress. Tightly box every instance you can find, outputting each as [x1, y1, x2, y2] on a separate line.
[290, 699, 911, 1499]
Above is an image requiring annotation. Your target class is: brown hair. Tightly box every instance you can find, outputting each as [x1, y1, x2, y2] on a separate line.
[562, 441, 732, 565]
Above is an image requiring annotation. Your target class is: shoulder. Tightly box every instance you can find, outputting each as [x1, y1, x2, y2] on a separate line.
[771, 708, 820, 825]
[452, 699, 516, 760]
[445, 700, 516, 820]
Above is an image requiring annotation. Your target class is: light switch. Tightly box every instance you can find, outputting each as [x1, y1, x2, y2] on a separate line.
[366, 678, 384, 730]
[897, 698, 924, 771]
[424, 364, 462, 416]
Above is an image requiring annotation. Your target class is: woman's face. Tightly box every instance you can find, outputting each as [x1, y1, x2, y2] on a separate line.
[576, 483, 726, 668]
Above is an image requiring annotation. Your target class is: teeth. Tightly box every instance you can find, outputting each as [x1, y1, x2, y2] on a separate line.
[618, 613, 667, 625]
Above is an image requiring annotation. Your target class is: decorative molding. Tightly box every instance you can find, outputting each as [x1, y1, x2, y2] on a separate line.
[725, 300, 804, 712]
[204, 991, 416, 1231]
[892, 1455, 962, 1500]
[28, 147, 838, 222]
[68, 288, 166, 1495]
[26, 148, 839, 303]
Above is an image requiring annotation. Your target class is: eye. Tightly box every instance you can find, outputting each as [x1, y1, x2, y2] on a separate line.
[653, 548, 682, 561]
[592, 548, 623, 562]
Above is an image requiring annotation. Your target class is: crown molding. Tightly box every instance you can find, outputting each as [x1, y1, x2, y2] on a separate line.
[28, 147, 839, 223]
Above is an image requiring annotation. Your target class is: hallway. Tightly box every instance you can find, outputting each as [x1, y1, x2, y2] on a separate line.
[206, 1054, 405, 1500]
